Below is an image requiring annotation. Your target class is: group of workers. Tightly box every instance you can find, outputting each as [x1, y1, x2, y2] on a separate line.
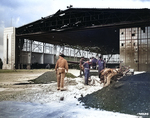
[79, 56, 105, 85]
[55, 53, 106, 91]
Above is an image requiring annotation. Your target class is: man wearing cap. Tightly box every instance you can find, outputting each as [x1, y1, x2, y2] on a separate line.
[83, 58, 91, 85]
[79, 56, 85, 77]
[55, 53, 68, 91]
[97, 56, 106, 74]
[91, 57, 97, 69]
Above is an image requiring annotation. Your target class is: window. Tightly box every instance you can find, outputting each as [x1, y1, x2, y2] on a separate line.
[132, 33, 135, 37]
[6, 38, 8, 64]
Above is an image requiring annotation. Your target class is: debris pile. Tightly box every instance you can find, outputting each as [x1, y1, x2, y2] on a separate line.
[79, 72, 150, 115]
[30, 71, 76, 84]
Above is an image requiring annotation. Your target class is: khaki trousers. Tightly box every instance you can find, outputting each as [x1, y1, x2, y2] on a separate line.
[56, 69, 65, 89]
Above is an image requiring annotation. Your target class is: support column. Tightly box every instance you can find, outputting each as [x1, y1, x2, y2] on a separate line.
[54, 45, 58, 64]
[3, 27, 16, 69]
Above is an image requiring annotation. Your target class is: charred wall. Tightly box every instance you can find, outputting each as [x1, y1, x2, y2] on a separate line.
[120, 26, 150, 71]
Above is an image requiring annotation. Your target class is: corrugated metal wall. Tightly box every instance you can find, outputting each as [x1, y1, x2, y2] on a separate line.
[120, 26, 150, 71]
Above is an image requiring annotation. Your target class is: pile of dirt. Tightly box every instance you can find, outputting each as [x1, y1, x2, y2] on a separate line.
[30, 71, 76, 84]
[65, 73, 76, 78]
[78, 72, 150, 116]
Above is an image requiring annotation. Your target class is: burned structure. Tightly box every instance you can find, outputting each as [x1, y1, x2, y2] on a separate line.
[120, 27, 150, 71]
[3, 8, 150, 70]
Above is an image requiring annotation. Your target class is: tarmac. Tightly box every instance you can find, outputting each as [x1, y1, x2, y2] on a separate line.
[0, 69, 148, 118]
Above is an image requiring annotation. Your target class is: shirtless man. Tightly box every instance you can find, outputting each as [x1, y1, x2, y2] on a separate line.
[99, 68, 118, 87]
[55, 53, 68, 91]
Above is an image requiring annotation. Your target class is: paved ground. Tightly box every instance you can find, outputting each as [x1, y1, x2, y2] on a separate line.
[0, 69, 102, 103]
[0, 69, 49, 101]
[0, 69, 143, 118]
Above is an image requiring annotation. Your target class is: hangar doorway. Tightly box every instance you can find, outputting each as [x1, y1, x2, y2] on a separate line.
[3, 27, 120, 69]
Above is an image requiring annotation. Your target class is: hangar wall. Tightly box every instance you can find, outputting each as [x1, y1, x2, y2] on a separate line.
[120, 26, 150, 71]
[3, 27, 16, 69]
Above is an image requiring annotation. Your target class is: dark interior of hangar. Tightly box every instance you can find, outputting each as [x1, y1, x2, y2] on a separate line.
[16, 27, 119, 54]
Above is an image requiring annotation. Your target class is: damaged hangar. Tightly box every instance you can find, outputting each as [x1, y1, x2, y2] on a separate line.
[3, 8, 150, 71]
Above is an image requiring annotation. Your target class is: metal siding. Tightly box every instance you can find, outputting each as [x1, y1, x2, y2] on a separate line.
[120, 27, 139, 71]
[138, 27, 148, 71]
[120, 29, 126, 67]
[125, 28, 138, 70]
[148, 36, 150, 71]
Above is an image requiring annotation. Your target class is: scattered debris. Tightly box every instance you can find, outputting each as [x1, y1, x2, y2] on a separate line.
[60, 96, 64, 101]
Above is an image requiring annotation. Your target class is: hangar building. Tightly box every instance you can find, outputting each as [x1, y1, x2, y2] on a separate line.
[3, 8, 150, 71]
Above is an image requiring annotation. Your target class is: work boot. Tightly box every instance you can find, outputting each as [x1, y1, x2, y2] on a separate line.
[57, 87, 60, 90]
[60, 88, 67, 91]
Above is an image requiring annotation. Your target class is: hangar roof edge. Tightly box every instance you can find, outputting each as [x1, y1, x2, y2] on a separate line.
[16, 7, 150, 29]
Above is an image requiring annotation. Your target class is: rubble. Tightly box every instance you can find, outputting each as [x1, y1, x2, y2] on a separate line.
[30, 71, 76, 84]
[79, 72, 150, 116]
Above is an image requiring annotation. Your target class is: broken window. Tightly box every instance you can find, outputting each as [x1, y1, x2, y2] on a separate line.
[141, 27, 145, 33]
[132, 33, 135, 37]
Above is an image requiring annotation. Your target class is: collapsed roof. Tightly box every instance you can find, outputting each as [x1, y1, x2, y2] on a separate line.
[16, 8, 150, 54]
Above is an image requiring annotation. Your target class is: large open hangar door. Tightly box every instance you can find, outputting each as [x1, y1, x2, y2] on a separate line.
[16, 26, 119, 53]
[15, 26, 119, 69]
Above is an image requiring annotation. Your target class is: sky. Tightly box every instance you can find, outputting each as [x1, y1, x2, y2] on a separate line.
[0, 0, 150, 61]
